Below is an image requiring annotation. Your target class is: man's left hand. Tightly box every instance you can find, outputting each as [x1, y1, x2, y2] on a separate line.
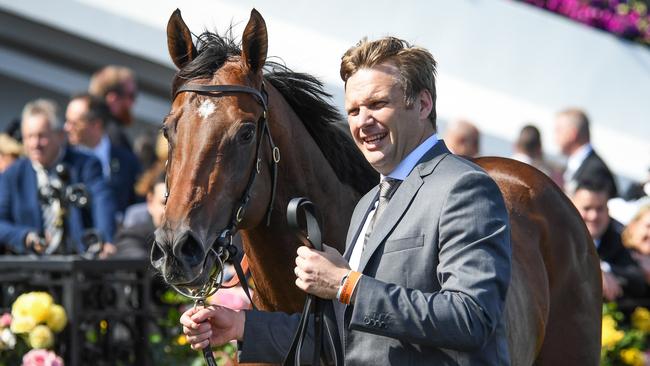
[295, 244, 350, 299]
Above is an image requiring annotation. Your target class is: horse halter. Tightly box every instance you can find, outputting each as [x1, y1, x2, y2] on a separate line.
[165, 80, 280, 300]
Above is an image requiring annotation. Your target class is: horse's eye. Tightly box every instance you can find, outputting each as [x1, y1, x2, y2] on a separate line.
[238, 125, 256, 144]
[161, 125, 170, 140]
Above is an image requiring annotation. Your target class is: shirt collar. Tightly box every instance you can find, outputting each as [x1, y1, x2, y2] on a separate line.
[566, 143, 592, 175]
[31, 146, 65, 173]
[381, 133, 439, 181]
[93, 135, 111, 177]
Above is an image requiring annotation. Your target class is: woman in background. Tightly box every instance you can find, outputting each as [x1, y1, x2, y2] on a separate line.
[623, 205, 650, 285]
[0, 133, 22, 173]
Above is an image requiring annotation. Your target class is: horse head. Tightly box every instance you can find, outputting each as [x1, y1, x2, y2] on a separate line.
[151, 9, 275, 288]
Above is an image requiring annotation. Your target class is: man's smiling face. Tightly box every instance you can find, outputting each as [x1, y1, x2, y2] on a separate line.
[345, 62, 431, 175]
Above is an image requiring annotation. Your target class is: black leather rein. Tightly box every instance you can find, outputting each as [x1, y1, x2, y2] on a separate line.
[285, 198, 344, 366]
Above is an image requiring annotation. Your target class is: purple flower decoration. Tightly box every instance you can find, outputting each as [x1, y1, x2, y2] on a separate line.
[518, 0, 650, 45]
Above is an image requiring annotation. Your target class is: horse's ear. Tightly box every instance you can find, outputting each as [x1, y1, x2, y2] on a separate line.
[167, 9, 197, 70]
[241, 9, 268, 73]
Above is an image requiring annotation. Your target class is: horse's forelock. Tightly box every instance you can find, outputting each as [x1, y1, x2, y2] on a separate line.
[172, 29, 242, 96]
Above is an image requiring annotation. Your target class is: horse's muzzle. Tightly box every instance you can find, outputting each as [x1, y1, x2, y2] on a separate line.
[151, 227, 212, 286]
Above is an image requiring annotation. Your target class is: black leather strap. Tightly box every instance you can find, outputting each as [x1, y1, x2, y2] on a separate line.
[284, 198, 344, 366]
[230, 246, 257, 310]
[175, 83, 268, 110]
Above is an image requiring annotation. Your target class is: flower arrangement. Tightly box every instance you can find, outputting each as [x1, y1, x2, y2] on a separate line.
[0, 291, 67, 366]
[602, 302, 650, 365]
[517, 0, 650, 46]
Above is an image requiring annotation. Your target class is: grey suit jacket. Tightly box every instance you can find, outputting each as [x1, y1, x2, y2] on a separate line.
[239, 142, 512, 365]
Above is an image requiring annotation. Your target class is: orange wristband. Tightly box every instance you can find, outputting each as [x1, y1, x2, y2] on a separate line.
[339, 271, 361, 305]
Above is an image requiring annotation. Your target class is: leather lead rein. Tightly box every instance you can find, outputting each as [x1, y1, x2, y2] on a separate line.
[284, 198, 344, 366]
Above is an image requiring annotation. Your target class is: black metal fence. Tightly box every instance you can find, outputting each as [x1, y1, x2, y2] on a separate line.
[0, 256, 155, 366]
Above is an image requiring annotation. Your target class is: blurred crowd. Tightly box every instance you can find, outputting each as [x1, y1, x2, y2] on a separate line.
[0, 65, 648, 311]
[0, 65, 165, 259]
[444, 110, 650, 311]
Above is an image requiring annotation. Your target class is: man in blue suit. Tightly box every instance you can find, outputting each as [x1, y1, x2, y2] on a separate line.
[0, 99, 116, 254]
[64, 93, 141, 221]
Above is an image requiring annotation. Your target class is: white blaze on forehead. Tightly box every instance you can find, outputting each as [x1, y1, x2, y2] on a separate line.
[198, 100, 216, 119]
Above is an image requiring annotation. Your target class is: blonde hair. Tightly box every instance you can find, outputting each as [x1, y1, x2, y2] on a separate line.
[88, 65, 135, 98]
[21, 99, 62, 131]
[0, 134, 23, 157]
[622, 204, 650, 249]
[340, 36, 438, 127]
[155, 131, 168, 162]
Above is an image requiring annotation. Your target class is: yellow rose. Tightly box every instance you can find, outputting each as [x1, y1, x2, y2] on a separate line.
[12, 292, 53, 324]
[28, 324, 54, 349]
[620, 348, 645, 366]
[46, 304, 67, 333]
[175, 334, 188, 346]
[602, 315, 624, 348]
[631, 307, 650, 332]
[10, 315, 36, 334]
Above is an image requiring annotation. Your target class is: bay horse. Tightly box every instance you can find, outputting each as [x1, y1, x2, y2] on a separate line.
[151, 9, 602, 365]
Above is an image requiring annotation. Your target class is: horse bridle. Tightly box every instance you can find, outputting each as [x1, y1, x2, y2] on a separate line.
[164, 81, 280, 365]
[166, 81, 281, 295]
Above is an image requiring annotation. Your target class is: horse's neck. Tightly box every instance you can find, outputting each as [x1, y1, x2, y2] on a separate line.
[241, 86, 362, 312]
[267, 85, 360, 249]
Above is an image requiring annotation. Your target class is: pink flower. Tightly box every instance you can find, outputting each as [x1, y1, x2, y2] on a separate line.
[0, 313, 11, 328]
[22, 349, 64, 366]
[209, 287, 252, 310]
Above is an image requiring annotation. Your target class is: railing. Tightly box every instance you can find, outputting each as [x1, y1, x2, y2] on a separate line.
[0, 256, 155, 366]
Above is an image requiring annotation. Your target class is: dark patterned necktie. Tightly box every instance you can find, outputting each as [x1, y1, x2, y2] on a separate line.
[363, 178, 401, 250]
[36, 166, 64, 254]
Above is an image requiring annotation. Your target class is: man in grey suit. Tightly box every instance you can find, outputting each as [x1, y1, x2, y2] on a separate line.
[181, 37, 512, 365]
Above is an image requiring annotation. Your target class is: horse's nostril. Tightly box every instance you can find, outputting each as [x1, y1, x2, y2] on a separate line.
[150, 240, 167, 269]
[175, 232, 205, 268]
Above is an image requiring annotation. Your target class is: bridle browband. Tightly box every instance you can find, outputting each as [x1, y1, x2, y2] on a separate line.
[166, 80, 280, 300]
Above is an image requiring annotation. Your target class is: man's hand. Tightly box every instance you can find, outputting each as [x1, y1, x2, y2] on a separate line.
[180, 305, 245, 350]
[294, 244, 350, 299]
[99, 242, 117, 259]
[602, 271, 622, 301]
[25, 232, 46, 254]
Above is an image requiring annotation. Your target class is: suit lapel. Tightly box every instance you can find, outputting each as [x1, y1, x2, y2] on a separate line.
[356, 142, 451, 273]
[572, 150, 595, 180]
[23, 163, 42, 228]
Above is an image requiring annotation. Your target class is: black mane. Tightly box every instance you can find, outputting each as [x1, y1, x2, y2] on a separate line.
[174, 30, 378, 195]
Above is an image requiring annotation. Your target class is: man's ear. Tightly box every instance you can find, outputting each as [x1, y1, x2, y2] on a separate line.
[418, 89, 433, 121]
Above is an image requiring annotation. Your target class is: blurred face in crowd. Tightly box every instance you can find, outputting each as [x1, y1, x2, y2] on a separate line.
[147, 182, 167, 228]
[65, 98, 102, 148]
[22, 114, 64, 168]
[345, 63, 433, 175]
[108, 78, 137, 125]
[571, 188, 610, 240]
[444, 120, 480, 158]
[628, 210, 650, 255]
[553, 114, 577, 156]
